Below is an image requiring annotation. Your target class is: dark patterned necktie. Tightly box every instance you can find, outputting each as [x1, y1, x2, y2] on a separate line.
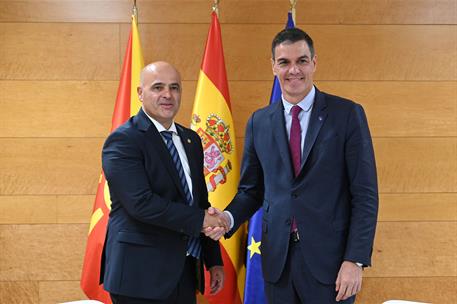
[289, 105, 302, 232]
[161, 131, 201, 258]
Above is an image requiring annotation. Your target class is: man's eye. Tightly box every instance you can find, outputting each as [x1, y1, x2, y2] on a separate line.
[152, 86, 163, 91]
[170, 86, 180, 91]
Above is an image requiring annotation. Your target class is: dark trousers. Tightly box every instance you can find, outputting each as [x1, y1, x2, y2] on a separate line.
[110, 256, 197, 304]
[265, 240, 355, 304]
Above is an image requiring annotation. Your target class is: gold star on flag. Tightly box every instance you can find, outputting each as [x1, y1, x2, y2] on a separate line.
[247, 236, 261, 259]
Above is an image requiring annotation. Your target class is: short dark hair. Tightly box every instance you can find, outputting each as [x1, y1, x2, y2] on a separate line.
[271, 28, 315, 59]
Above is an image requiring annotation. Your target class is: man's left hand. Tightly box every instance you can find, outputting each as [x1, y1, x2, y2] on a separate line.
[335, 261, 362, 301]
[209, 265, 225, 294]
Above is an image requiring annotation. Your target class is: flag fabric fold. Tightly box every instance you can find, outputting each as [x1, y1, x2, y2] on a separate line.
[80, 15, 144, 303]
[243, 12, 295, 304]
[191, 11, 245, 304]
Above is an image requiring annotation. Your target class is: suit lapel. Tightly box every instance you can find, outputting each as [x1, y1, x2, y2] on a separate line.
[135, 109, 187, 200]
[301, 90, 328, 170]
[271, 101, 294, 179]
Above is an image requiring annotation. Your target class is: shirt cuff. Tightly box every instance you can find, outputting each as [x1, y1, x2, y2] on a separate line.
[223, 211, 234, 230]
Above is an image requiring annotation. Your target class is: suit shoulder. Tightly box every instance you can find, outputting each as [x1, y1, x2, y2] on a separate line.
[321, 91, 360, 107]
[104, 117, 140, 145]
[320, 91, 364, 112]
[250, 102, 277, 120]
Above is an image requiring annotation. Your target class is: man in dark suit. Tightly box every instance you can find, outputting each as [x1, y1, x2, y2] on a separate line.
[101, 61, 228, 304]
[206, 28, 378, 303]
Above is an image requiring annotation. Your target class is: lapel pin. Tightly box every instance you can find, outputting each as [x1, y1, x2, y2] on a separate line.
[187, 138, 191, 144]
[318, 116, 323, 121]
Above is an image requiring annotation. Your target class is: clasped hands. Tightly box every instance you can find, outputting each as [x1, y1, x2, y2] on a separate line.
[202, 207, 230, 241]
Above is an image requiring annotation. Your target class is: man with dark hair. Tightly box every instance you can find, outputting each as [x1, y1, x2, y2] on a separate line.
[206, 28, 378, 303]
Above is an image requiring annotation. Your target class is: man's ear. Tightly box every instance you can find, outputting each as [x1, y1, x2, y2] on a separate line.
[137, 86, 143, 101]
[312, 55, 318, 73]
[271, 58, 277, 76]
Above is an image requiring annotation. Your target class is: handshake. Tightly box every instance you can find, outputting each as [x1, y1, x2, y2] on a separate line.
[202, 207, 231, 241]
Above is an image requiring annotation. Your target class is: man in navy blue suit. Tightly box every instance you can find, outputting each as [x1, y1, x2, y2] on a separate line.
[206, 28, 378, 303]
[101, 61, 228, 304]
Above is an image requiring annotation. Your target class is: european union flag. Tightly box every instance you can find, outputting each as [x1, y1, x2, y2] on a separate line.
[243, 12, 295, 304]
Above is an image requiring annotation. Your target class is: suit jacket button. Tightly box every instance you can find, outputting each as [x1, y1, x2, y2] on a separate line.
[292, 194, 298, 199]
[182, 235, 189, 241]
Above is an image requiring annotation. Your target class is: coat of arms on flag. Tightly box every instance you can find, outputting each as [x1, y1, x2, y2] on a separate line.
[192, 113, 233, 192]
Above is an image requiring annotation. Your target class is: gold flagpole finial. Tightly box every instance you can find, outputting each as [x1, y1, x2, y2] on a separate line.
[132, 0, 138, 23]
[212, 0, 220, 17]
[289, 0, 297, 24]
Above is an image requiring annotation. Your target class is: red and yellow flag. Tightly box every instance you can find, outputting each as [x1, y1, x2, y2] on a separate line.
[191, 12, 245, 304]
[80, 15, 144, 302]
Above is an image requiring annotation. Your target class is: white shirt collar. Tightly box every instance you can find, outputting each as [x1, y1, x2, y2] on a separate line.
[142, 106, 178, 134]
[281, 85, 315, 115]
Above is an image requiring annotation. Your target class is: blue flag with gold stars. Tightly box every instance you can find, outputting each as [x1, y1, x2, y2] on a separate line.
[243, 12, 295, 304]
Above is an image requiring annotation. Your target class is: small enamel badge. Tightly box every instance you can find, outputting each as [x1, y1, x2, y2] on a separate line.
[187, 139, 191, 143]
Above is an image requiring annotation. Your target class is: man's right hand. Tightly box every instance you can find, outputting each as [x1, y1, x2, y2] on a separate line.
[202, 207, 230, 240]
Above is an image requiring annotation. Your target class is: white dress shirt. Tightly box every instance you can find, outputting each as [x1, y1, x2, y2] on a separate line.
[281, 85, 315, 158]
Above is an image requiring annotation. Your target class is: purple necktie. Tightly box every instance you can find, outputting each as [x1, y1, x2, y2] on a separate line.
[289, 105, 302, 232]
[290, 105, 302, 176]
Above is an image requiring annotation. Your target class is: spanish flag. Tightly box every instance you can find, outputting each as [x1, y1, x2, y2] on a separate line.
[80, 15, 144, 302]
[191, 12, 245, 304]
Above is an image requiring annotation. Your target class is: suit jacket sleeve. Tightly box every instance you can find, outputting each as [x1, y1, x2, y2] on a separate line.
[226, 113, 264, 236]
[102, 129, 205, 238]
[344, 104, 378, 266]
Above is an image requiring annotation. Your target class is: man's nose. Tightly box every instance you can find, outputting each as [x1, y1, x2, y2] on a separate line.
[289, 64, 300, 74]
[162, 87, 171, 98]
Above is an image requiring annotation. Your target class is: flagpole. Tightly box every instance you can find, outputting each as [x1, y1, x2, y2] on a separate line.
[212, 0, 220, 18]
[133, 0, 138, 22]
[290, 0, 297, 24]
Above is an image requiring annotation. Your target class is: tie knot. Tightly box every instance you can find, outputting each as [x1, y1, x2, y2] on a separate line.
[161, 131, 173, 141]
[291, 105, 302, 118]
